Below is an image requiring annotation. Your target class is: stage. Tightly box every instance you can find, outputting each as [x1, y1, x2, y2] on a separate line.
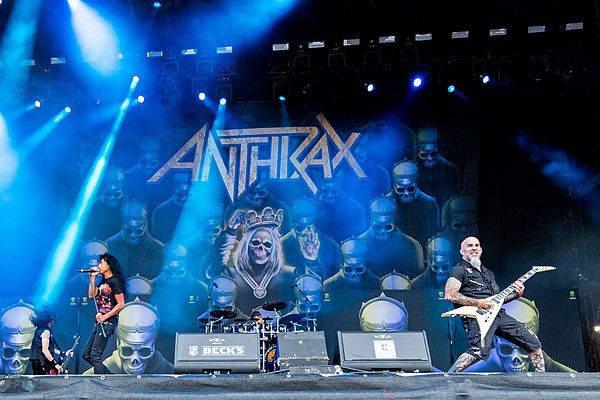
[1, 372, 598, 400]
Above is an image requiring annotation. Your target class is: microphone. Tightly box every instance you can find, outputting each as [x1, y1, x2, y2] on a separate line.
[78, 267, 99, 273]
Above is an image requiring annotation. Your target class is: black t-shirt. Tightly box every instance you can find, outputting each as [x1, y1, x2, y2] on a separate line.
[95, 275, 124, 325]
[31, 327, 57, 362]
[448, 260, 500, 305]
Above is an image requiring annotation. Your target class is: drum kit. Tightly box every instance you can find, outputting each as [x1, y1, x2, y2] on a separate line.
[198, 300, 318, 372]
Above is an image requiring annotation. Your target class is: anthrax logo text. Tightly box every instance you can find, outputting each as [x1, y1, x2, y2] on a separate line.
[148, 113, 366, 203]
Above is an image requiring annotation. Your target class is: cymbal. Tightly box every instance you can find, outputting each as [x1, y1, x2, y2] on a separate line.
[210, 309, 237, 319]
[280, 314, 303, 326]
[233, 318, 248, 323]
[197, 317, 223, 325]
[262, 316, 273, 321]
[262, 301, 288, 312]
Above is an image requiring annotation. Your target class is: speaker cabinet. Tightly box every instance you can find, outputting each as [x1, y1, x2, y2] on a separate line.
[174, 333, 260, 374]
[337, 331, 432, 372]
[278, 331, 329, 369]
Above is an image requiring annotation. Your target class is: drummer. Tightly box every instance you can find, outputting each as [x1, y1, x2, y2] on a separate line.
[250, 310, 266, 327]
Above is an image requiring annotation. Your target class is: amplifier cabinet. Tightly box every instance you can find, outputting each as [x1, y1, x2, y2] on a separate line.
[174, 332, 260, 374]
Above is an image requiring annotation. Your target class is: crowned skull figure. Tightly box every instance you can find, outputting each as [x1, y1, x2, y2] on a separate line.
[214, 206, 296, 315]
[0, 300, 36, 375]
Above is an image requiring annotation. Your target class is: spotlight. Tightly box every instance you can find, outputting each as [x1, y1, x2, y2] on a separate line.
[34, 100, 42, 108]
[412, 75, 424, 89]
[278, 95, 286, 102]
[481, 75, 491, 84]
[447, 85, 455, 93]
[198, 92, 206, 101]
[137, 95, 145, 103]
[65, 106, 72, 113]
[219, 98, 227, 105]
[366, 83, 375, 92]
[153, 1, 162, 8]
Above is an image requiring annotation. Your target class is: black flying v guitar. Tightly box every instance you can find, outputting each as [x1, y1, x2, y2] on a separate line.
[441, 266, 555, 348]
[51, 334, 80, 375]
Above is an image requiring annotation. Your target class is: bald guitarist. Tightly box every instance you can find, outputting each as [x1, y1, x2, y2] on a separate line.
[444, 236, 545, 373]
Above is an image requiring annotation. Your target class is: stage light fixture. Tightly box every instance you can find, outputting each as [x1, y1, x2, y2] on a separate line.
[451, 31, 469, 39]
[147, 51, 163, 58]
[20, 59, 35, 66]
[527, 25, 545, 34]
[198, 92, 206, 101]
[216, 46, 233, 54]
[481, 75, 491, 84]
[489, 28, 507, 37]
[412, 76, 424, 88]
[272, 43, 289, 51]
[181, 49, 197, 55]
[34, 100, 42, 108]
[565, 22, 583, 31]
[219, 98, 227, 105]
[308, 41, 325, 49]
[415, 33, 432, 42]
[137, 95, 145, 103]
[378, 36, 395, 44]
[447, 85, 455, 93]
[153, 1, 162, 9]
[343, 39, 360, 46]
[215, 83, 232, 102]
[50, 57, 66, 65]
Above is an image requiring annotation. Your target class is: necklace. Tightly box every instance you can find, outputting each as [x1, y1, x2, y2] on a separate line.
[235, 262, 280, 299]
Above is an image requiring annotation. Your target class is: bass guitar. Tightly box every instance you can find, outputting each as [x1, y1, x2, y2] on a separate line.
[441, 265, 555, 348]
[50, 334, 80, 375]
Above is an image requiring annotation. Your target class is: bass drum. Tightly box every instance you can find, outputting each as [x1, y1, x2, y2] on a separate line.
[263, 344, 279, 372]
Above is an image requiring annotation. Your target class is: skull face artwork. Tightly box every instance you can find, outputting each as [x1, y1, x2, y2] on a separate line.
[416, 128, 440, 169]
[101, 167, 126, 208]
[494, 336, 530, 372]
[121, 201, 148, 247]
[0, 302, 35, 375]
[249, 228, 273, 266]
[392, 160, 419, 205]
[245, 181, 269, 208]
[370, 196, 396, 242]
[294, 275, 323, 314]
[341, 238, 369, 286]
[115, 299, 160, 375]
[319, 180, 342, 207]
[162, 242, 188, 285]
[210, 276, 238, 309]
[427, 235, 453, 284]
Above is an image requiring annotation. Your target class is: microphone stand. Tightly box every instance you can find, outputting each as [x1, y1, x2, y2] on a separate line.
[293, 284, 314, 332]
[90, 272, 107, 338]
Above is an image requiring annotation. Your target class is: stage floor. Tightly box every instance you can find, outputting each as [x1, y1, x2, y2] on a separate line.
[1, 371, 599, 400]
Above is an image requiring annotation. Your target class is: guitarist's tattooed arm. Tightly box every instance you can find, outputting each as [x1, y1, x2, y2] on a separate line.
[444, 277, 493, 309]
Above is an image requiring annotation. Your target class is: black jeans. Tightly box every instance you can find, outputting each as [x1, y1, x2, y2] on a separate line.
[82, 322, 115, 374]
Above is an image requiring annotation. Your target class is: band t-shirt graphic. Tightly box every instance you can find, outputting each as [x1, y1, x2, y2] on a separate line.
[96, 275, 124, 325]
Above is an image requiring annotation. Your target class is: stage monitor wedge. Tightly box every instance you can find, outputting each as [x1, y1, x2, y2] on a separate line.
[174, 333, 260, 374]
[337, 330, 432, 372]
